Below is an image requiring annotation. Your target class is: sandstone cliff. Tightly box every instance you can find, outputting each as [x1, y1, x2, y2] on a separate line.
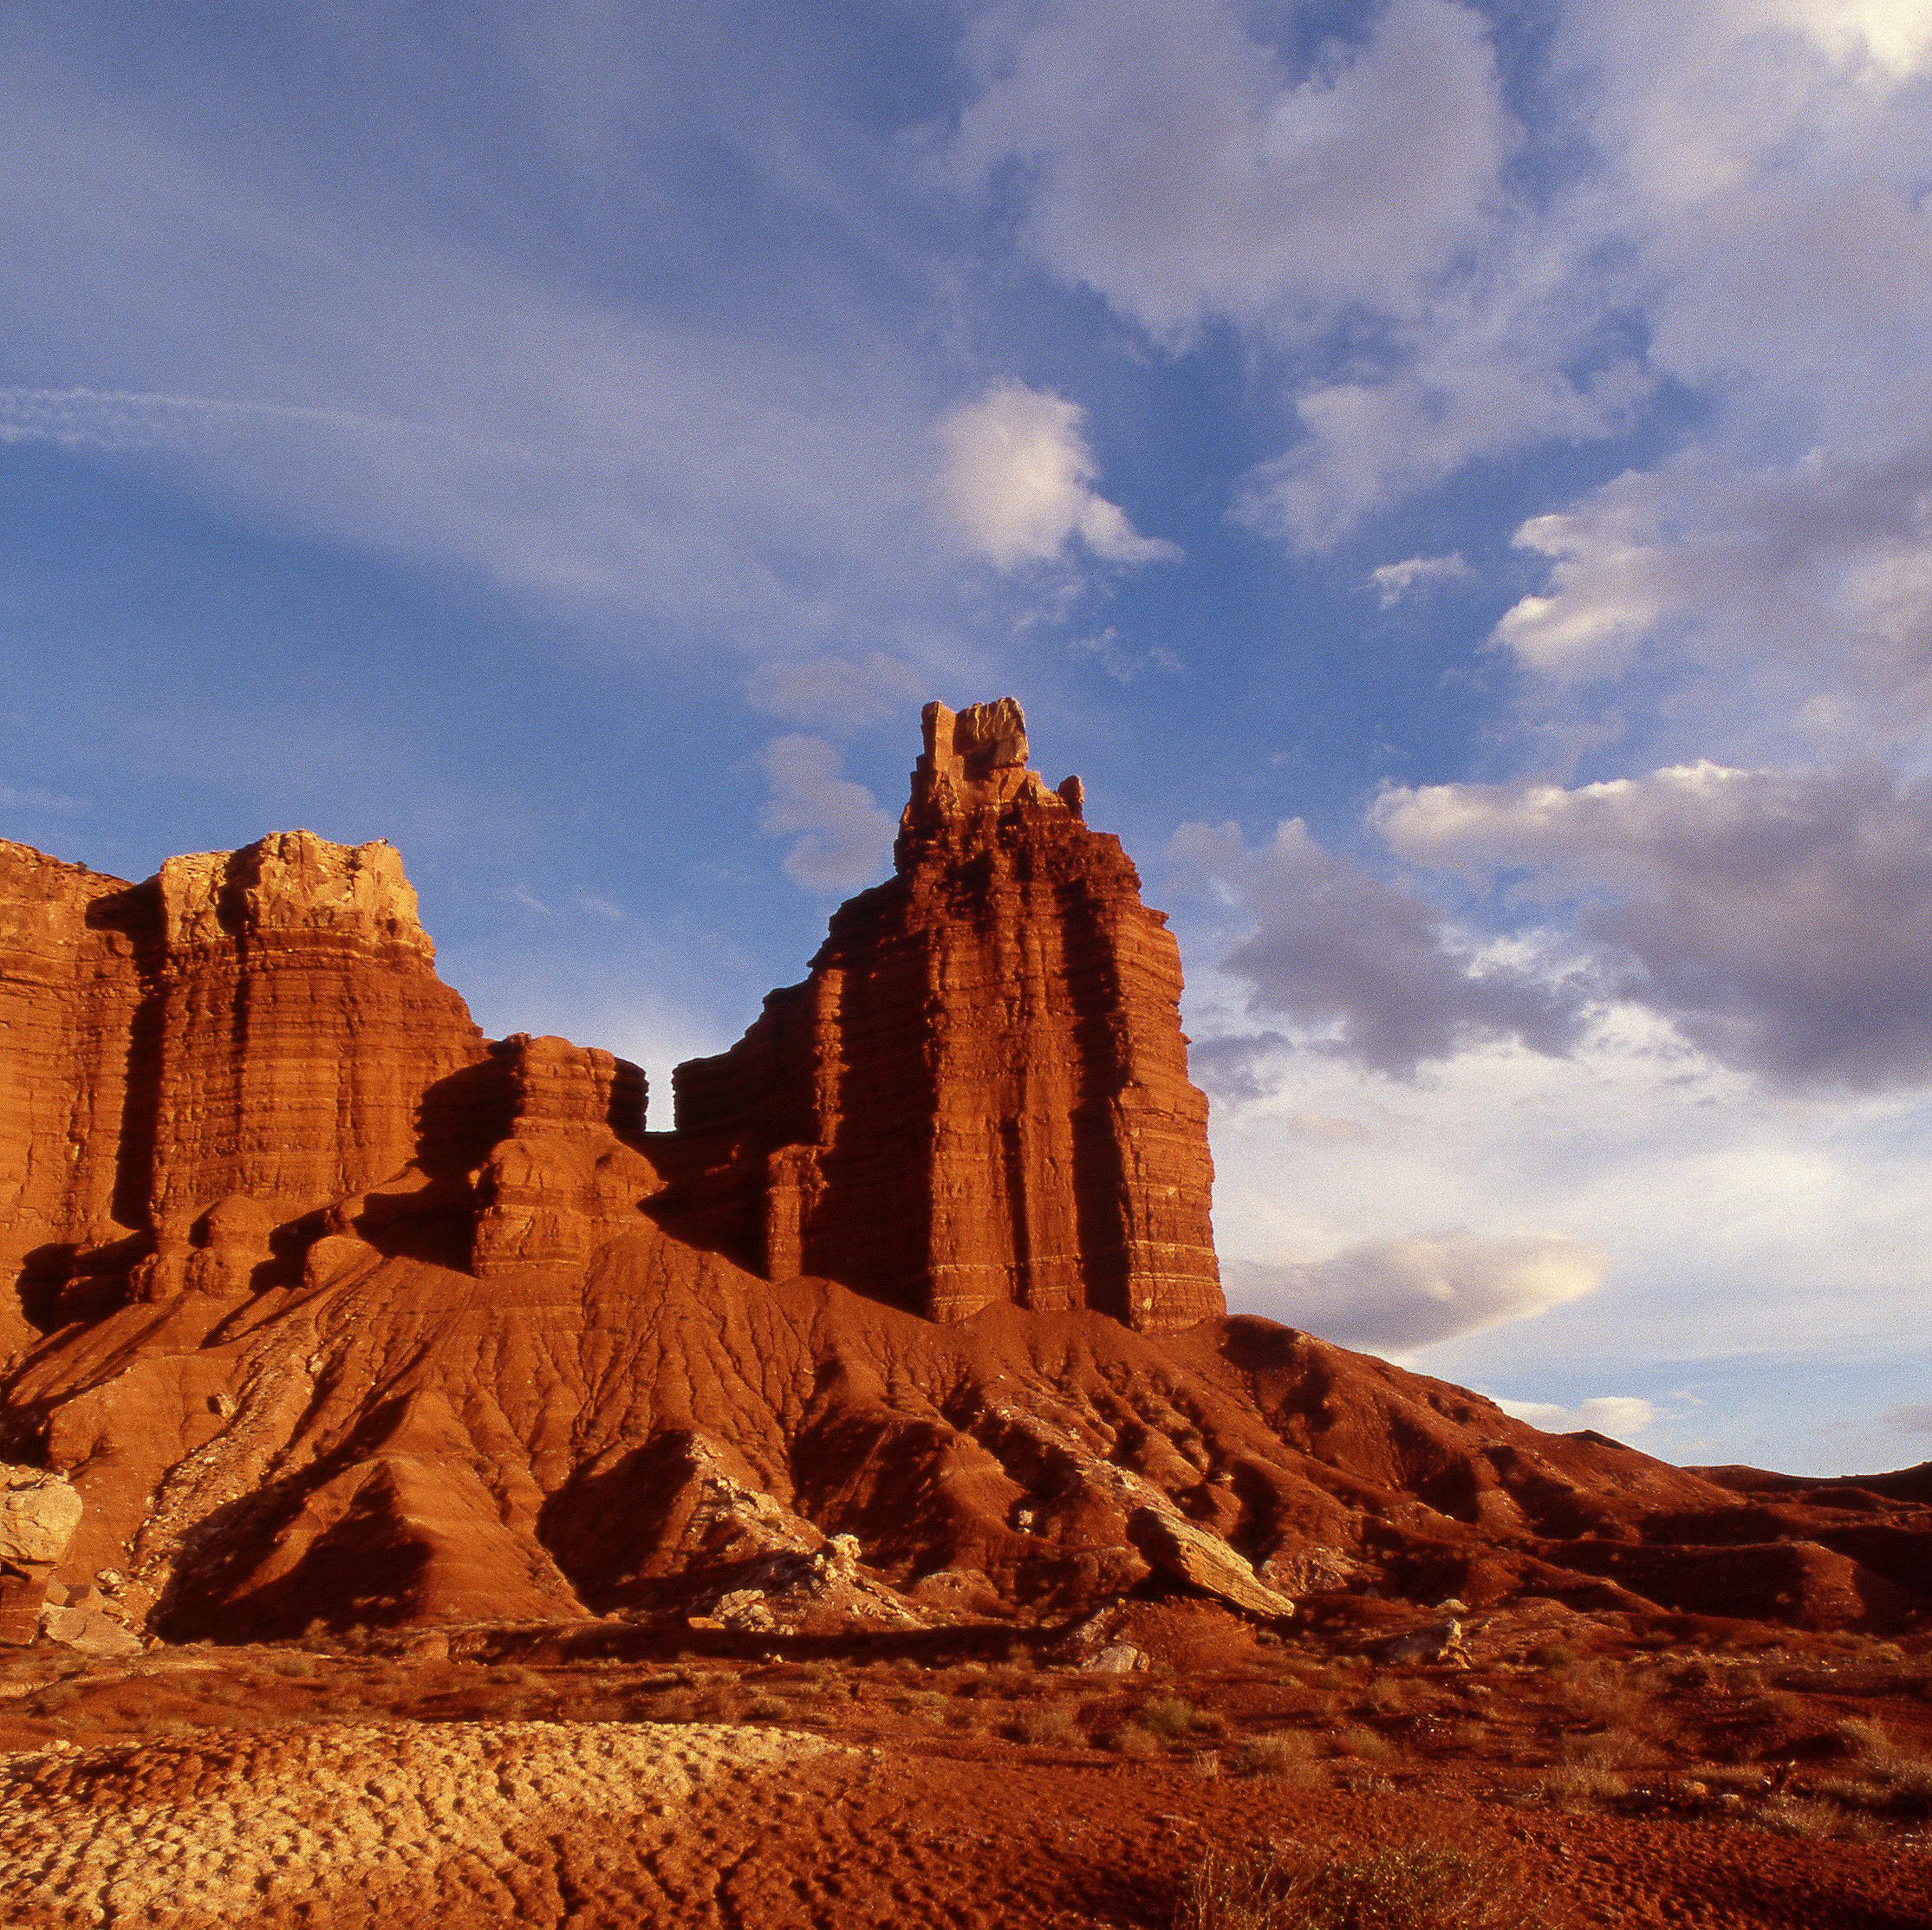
[656, 700, 1222, 1332]
[0, 831, 489, 1343]
[0, 705, 1927, 1646]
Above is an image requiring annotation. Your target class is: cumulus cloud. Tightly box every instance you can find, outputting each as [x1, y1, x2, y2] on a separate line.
[1369, 551, 1473, 608]
[1222, 1231, 1606, 1352]
[933, 380, 1175, 571]
[1169, 817, 1583, 1077]
[955, 0, 1512, 342]
[1495, 1393, 1656, 1440]
[758, 735, 896, 892]
[955, 0, 1648, 549]
[1376, 760, 1932, 1088]
[1492, 443, 1932, 729]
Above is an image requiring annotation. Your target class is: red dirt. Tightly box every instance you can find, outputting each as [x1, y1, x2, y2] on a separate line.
[1, 1610, 1928, 1927]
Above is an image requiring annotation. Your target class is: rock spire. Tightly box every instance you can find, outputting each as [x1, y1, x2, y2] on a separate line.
[657, 698, 1224, 1331]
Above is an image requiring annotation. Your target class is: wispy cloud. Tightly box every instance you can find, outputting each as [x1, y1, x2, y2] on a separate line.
[1224, 1230, 1606, 1353]
[0, 780, 88, 817]
[1369, 551, 1473, 608]
[1495, 1392, 1656, 1439]
[758, 734, 896, 892]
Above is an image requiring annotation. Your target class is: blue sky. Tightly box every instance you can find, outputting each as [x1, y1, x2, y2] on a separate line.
[6, 0, 1932, 1474]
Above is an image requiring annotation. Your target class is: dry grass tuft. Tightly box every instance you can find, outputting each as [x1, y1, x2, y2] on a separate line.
[1233, 1732, 1320, 1779]
[1173, 1840, 1529, 1930]
[1011, 1703, 1085, 1748]
[1141, 1695, 1207, 1742]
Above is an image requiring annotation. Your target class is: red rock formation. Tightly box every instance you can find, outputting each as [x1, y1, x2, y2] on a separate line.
[0, 831, 490, 1332]
[659, 699, 1222, 1333]
[0, 842, 148, 1350]
[2, 712, 1929, 1647]
[470, 1034, 657, 1275]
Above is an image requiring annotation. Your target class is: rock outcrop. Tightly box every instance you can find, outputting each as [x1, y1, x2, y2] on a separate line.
[0, 831, 491, 1335]
[656, 700, 1222, 1332]
[0, 701, 1928, 1647]
[0, 1464, 81, 1643]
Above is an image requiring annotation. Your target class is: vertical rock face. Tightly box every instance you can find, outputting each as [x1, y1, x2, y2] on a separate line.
[470, 1034, 657, 1276]
[130, 833, 488, 1300]
[0, 830, 490, 1329]
[0, 843, 148, 1344]
[661, 699, 1223, 1332]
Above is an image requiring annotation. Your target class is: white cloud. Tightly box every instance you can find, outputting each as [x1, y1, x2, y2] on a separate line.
[1495, 1393, 1657, 1440]
[933, 380, 1175, 571]
[1223, 1230, 1606, 1353]
[745, 652, 936, 731]
[1168, 816, 1583, 1076]
[956, 0, 1512, 343]
[758, 735, 896, 893]
[1189, 990, 1932, 1394]
[1369, 550, 1473, 608]
[1375, 760, 1932, 1088]
[1492, 444, 1932, 731]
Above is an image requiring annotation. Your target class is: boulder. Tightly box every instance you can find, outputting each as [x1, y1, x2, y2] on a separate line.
[1130, 1509, 1296, 1621]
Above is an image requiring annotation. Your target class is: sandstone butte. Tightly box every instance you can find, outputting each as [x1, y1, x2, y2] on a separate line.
[0, 699, 1926, 1648]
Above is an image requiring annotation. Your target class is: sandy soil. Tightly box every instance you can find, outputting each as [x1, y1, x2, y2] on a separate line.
[1, 1601, 1928, 1928]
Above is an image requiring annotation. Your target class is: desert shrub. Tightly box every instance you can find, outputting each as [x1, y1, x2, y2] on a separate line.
[1755, 1794, 1854, 1839]
[1233, 1732, 1318, 1778]
[1104, 1722, 1162, 1761]
[1012, 1703, 1084, 1748]
[1817, 1717, 1891, 1764]
[1190, 1751, 1222, 1779]
[1173, 1840, 1527, 1930]
[745, 1694, 790, 1720]
[1141, 1696, 1205, 1742]
[1525, 1764, 1629, 1808]
[1548, 1662, 1643, 1731]
[1557, 1729, 1642, 1769]
[1884, 1762, 1932, 1818]
[638, 1688, 702, 1724]
[1327, 1724, 1396, 1763]
[1525, 1640, 1578, 1669]
[1357, 1678, 1413, 1720]
[1663, 1656, 1718, 1693]
[1814, 1761, 1932, 1821]
[693, 1686, 751, 1723]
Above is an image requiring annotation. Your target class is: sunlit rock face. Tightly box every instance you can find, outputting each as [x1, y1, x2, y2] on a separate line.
[657, 698, 1224, 1332]
[0, 832, 491, 1335]
[4, 705, 1925, 1648]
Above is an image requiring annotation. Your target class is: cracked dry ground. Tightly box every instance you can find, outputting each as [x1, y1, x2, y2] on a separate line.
[3, 1717, 1930, 1930]
[3, 1626, 1931, 1930]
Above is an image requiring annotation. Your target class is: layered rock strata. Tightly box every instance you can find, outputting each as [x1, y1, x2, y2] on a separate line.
[0, 831, 489, 1334]
[658, 699, 1222, 1332]
[1, 705, 1928, 1646]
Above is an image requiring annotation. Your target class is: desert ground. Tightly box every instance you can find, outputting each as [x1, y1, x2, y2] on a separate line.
[3, 1596, 1929, 1929]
